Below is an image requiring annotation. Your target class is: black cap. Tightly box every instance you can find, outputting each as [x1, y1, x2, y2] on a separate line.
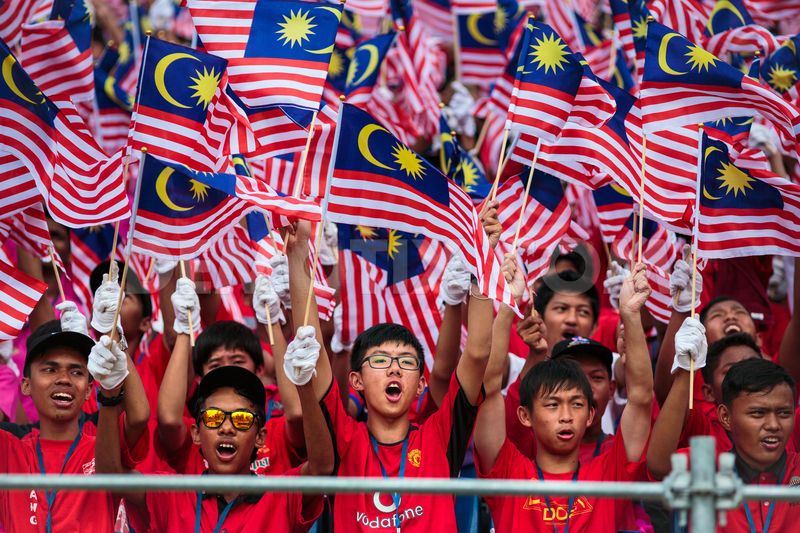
[551, 336, 613, 375]
[89, 259, 152, 318]
[194, 366, 266, 417]
[24, 320, 96, 377]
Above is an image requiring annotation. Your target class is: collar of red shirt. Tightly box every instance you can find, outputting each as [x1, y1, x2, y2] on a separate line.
[199, 471, 262, 505]
[733, 450, 787, 484]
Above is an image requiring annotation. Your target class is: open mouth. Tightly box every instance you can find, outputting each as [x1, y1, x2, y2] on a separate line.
[562, 330, 577, 340]
[723, 323, 742, 335]
[215, 442, 238, 462]
[761, 436, 782, 451]
[556, 429, 575, 442]
[385, 382, 403, 403]
[50, 391, 74, 409]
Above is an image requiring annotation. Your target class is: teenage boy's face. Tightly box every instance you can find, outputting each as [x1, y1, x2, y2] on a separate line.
[21, 348, 90, 423]
[119, 292, 149, 342]
[574, 357, 614, 429]
[703, 300, 757, 344]
[191, 388, 265, 476]
[202, 348, 259, 376]
[520, 386, 594, 456]
[703, 345, 762, 404]
[349, 342, 425, 421]
[543, 294, 595, 350]
[718, 383, 794, 471]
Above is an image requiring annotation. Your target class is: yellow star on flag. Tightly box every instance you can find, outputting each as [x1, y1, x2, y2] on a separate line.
[188, 67, 220, 109]
[716, 162, 754, 197]
[528, 32, 570, 75]
[276, 10, 317, 48]
[392, 144, 425, 180]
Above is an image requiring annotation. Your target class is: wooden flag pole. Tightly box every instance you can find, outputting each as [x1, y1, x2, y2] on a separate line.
[630, 211, 637, 268]
[292, 111, 319, 198]
[179, 260, 195, 347]
[637, 134, 647, 263]
[49, 247, 65, 303]
[452, 13, 462, 82]
[488, 128, 510, 202]
[688, 124, 705, 410]
[511, 139, 542, 250]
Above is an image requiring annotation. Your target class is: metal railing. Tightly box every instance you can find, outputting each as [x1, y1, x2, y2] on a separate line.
[1, 437, 799, 530]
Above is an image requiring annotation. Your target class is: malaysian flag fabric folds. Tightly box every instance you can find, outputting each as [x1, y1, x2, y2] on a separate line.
[188, 0, 341, 111]
[439, 115, 491, 202]
[0, 259, 47, 340]
[327, 103, 519, 314]
[703, 0, 781, 57]
[696, 134, 800, 258]
[759, 36, 800, 101]
[507, 19, 616, 144]
[641, 20, 800, 156]
[345, 32, 395, 105]
[0, 0, 37, 47]
[593, 183, 634, 243]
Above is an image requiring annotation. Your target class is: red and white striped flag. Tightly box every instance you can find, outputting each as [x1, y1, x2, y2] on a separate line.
[198, 225, 256, 288]
[0, 0, 38, 47]
[0, 259, 47, 339]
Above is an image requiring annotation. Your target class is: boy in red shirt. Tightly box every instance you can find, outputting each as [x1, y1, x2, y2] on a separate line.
[474, 263, 654, 533]
[107, 363, 332, 532]
[649, 356, 800, 532]
[285, 219, 495, 532]
[0, 319, 149, 532]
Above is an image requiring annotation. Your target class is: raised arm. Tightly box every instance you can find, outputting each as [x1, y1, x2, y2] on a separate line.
[647, 317, 708, 479]
[779, 257, 800, 387]
[287, 221, 332, 401]
[616, 263, 654, 462]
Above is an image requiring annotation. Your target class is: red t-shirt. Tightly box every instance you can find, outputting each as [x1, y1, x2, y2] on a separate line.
[477, 432, 646, 533]
[129, 466, 321, 533]
[154, 415, 299, 476]
[321, 375, 481, 532]
[0, 425, 145, 533]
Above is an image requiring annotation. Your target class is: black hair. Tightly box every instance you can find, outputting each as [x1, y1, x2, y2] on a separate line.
[350, 323, 425, 372]
[699, 295, 744, 326]
[519, 358, 595, 410]
[89, 260, 153, 319]
[701, 333, 761, 385]
[533, 269, 600, 324]
[721, 358, 795, 407]
[553, 251, 587, 277]
[192, 321, 265, 377]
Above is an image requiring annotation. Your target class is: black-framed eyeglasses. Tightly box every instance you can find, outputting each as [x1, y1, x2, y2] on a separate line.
[360, 354, 421, 371]
[198, 408, 258, 431]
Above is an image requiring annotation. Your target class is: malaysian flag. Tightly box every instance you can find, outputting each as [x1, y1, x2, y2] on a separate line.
[641, 20, 800, 157]
[759, 36, 800, 100]
[197, 225, 256, 288]
[129, 37, 238, 172]
[338, 223, 446, 369]
[188, 0, 341, 111]
[327, 103, 520, 314]
[19, 0, 94, 103]
[696, 134, 800, 258]
[649, 0, 710, 45]
[507, 19, 616, 144]
[0, 0, 38, 47]
[0, 42, 129, 228]
[593, 183, 633, 242]
[744, 0, 800, 26]
[415, 0, 453, 43]
[94, 67, 132, 154]
[608, 0, 637, 68]
[493, 167, 588, 283]
[70, 223, 116, 313]
[439, 114, 491, 202]
[0, 152, 40, 219]
[0, 259, 47, 340]
[703, 0, 781, 58]
[345, 32, 395, 105]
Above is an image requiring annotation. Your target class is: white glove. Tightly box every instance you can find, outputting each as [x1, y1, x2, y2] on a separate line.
[91, 263, 122, 334]
[56, 301, 89, 336]
[672, 317, 708, 374]
[284, 325, 320, 386]
[269, 254, 292, 309]
[171, 277, 200, 336]
[749, 123, 777, 156]
[670, 249, 703, 313]
[440, 254, 471, 306]
[154, 257, 178, 276]
[148, 0, 175, 32]
[253, 274, 284, 325]
[319, 222, 338, 266]
[603, 261, 630, 311]
[769, 256, 788, 302]
[445, 81, 476, 137]
[0, 340, 18, 377]
[88, 335, 129, 390]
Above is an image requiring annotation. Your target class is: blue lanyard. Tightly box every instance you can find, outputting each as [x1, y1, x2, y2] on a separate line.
[739, 465, 785, 533]
[194, 493, 238, 533]
[535, 462, 580, 533]
[369, 432, 411, 533]
[265, 399, 274, 424]
[592, 434, 605, 459]
[35, 427, 83, 533]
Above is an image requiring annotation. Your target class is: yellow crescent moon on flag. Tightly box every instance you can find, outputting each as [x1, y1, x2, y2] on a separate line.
[305, 5, 341, 53]
[706, 0, 747, 33]
[155, 167, 193, 212]
[104, 75, 129, 110]
[736, 117, 754, 126]
[439, 131, 454, 173]
[231, 155, 248, 173]
[467, 14, 497, 47]
[2, 56, 37, 105]
[154, 52, 199, 110]
[658, 33, 688, 76]
[358, 124, 396, 171]
[610, 183, 631, 197]
[351, 44, 380, 86]
[703, 186, 721, 201]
